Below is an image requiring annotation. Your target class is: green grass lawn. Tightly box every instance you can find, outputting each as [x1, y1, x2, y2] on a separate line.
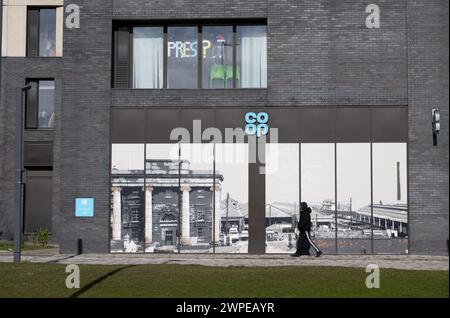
[0, 263, 447, 298]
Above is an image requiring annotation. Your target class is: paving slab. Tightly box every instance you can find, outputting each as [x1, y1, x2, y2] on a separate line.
[0, 250, 448, 271]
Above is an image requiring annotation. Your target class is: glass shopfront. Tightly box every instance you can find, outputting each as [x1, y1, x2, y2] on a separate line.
[110, 107, 408, 254]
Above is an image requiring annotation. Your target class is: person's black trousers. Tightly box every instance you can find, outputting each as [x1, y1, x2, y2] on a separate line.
[296, 231, 321, 255]
[295, 232, 311, 255]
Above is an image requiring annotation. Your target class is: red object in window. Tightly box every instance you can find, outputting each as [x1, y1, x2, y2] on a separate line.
[216, 34, 225, 43]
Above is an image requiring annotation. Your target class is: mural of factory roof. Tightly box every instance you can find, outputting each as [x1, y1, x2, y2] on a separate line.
[231, 201, 331, 221]
[356, 202, 407, 223]
[221, 197, 246, 218]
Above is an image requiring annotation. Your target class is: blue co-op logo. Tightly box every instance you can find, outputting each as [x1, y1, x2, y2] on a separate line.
[245, 112, 269, 137]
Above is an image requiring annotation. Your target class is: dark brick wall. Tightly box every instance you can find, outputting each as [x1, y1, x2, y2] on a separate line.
[52, 0, 113, 253]
[0, 58, 62, 241]
[267, 0, 407, 106]
[407, 0, 449, 255]
[0, 0, 448, 255]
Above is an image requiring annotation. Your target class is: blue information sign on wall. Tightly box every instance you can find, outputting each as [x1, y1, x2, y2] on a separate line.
[75, 198, 94, 217]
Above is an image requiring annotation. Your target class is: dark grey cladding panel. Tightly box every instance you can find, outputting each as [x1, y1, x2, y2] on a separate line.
[112, 107, 408, 144]
[180, 109, 216, 143]
[299, 108, 337, 143]
[111, 109, 146, 143]
[146, 109, 181, 143]
[24, 142, 53, 167]
[372, 107, 408, 142]
[266, 108, 300, 143]
[335, 107, 371, 142]
[214, 108, 252, 143]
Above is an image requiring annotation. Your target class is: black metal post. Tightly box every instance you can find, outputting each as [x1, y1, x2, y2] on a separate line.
[14, 85, 31, 263]
[77, 238, 83, 255]
[14, 89, 23, 262]
[14, 89, 23, 263]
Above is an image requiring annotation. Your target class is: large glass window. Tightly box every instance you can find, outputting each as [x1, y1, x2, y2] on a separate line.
[337, 143, 372, 254]
[25, 79, 55, 129]
[301, 144, 336, 254]
[265, 144, 299, 254]
[202, 26, 233, 88]
[110, 144, 145, 253]
[372, 143, 408, 254]
[215, 144, 249, 253]
[237, 25, 267, 88]
[39, 9, 57, 57]
[180, 144, 214, 253]
[113, 22, 267, 89]
[38, 81, 55, 128]
[27, 8, 56, 57]
[145, 144, 181, 253]
[133, 27, 163, 88]
[167, 26, 198, 88]
[110, 108, 409, 255]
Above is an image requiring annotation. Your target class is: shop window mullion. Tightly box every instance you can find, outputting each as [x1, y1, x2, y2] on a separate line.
[232, 25, 237, 89]
[334, 143, 338, 255]
[163, 26, 168, 88]
[198, 25, 202, 88]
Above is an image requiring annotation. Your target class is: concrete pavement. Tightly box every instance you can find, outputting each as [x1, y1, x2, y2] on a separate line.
[0, 249, 448, 271]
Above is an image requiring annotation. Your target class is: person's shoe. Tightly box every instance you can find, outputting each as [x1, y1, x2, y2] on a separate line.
[315, 251, 323, 257]
[290, 253, 300, 257]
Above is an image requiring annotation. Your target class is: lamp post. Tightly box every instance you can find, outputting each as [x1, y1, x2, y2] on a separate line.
[14, 85, 32, 263]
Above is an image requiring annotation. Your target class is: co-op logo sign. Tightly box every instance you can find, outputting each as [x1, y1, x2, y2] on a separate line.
[245, 112, 269, 137]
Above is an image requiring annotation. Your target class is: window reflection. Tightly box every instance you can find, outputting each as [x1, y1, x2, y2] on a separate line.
[265, 144, 299, 254]
[202, 26, 233, 88]
[145, 144, 181, 253]
[38, 81, 55, 128]
[237, 25, 267, 88]
[180, 144, 214, 253]
[301, 144, 336, 254]
[167, 26, 198, 88]
[215, 144, 249, 253]
[110, 144, 145, 253]
[337, 143, 372, 254]
[372, 143, 408, 254]
[39, 9, 56, 57]
[133, 27, 163, 88]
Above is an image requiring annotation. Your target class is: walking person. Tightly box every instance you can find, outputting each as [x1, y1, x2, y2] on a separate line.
[291, 202, 323, 257]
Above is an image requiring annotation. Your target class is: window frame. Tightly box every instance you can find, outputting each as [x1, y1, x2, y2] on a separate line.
[112, 20, 267, 89]
[26, 6, 58, 58]
[25, 78, 55, 130]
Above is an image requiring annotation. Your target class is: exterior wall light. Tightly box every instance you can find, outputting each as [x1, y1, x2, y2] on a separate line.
[432, 108, 440, 146]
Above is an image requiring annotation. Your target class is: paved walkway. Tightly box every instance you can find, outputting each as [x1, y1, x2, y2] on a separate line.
[0, 249, 448, 271]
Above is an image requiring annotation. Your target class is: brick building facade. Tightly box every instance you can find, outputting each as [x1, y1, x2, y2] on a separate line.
[0, 0, 448, 255]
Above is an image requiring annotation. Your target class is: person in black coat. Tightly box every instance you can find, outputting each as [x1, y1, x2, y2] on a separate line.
[291, 202, 323, 257]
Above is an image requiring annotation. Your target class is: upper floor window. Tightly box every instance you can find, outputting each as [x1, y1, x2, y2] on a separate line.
[237, 25, 267, 88]
[113, 22, 267, 89]
[27, 7, 57, 57]
[133, 27, 164, 89]
[167, 26, 198, 88]
[202, 26, 233, 88]
[25, 79, 55, 129]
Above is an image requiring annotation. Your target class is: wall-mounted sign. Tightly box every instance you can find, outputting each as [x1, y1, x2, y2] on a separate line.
[168, 40, 214, 58]
[75, 198, 94, 217]
[245, 112, 269, 137]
